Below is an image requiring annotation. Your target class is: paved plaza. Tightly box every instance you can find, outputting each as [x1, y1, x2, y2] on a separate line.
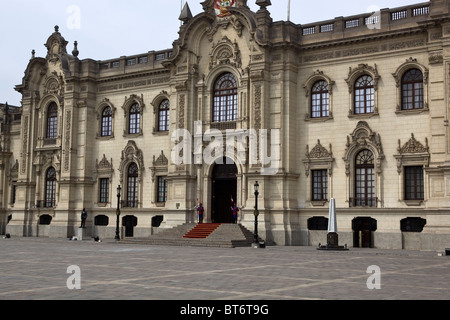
[0, 237, 449, 303]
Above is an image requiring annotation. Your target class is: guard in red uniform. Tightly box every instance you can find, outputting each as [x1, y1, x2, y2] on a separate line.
[197, 203, 204, 224]
[231, 202, 239, 224]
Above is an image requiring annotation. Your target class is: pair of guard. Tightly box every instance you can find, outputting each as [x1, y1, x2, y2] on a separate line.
[195, 198, 240, 224]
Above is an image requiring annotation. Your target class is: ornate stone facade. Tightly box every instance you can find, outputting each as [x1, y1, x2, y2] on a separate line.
[1, 0, 450, 250]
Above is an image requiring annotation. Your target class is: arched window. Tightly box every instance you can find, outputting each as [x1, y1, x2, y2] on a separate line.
[101, 106, 113, 137]
[126, 163, 139, 207]
[45, 167, 57, 208]
[129, 103, 141, 134]
[402, 69, 424, 110]
[46, 102, 58, 139]
[158, 99, 170, 132]
[354, 75, 374, 114]
[354, 150, 375, 207]
[311, 80, 329, 118]
[213, 73, 238, 123]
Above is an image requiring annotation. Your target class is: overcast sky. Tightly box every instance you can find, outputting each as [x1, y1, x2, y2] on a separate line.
[0, 0, 421, 106]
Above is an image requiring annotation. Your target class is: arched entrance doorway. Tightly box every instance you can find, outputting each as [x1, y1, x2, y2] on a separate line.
[211, 157, 237, 223]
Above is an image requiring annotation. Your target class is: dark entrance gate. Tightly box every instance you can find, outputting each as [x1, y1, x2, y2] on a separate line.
[122, 215, 138, 237]
[352, 217, 377, 248]
[211, 158, 237, 223]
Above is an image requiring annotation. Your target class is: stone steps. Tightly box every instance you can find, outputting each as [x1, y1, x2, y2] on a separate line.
[183, 223, 221, 239]
[119, 223, 270, 248]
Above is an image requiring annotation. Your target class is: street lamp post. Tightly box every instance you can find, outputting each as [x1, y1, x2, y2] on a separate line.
[115, 185, 122, 241]
[253, 181, 260, 248]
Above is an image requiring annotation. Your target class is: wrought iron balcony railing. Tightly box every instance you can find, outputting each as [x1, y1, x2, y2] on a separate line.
[349, 197, 378, 208]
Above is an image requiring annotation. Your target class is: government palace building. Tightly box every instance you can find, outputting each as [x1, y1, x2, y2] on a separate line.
[1, 0, 450, 250]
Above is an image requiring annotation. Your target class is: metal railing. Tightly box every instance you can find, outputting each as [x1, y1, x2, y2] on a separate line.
[349, 197, 378, 208]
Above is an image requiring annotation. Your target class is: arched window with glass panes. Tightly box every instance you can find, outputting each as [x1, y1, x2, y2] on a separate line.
[354, 150, 376, 207]
[129, 104, 141, 135]
[46, 102, 58, 139]
[354, 75, 374, 114]
[158, 99, 170, 132]
[401, 69, 424, 110]
[213, 73, 238, 123]
[126, 163, 139, 208]
[311, 80, 330, 118]
[101, 106, 113, 137]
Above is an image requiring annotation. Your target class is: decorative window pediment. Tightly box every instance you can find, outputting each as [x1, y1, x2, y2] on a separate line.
[303, 70, 335, 96]
[394, 133, 430, 174]
[303, 140, 334, 177]
[119, 141, 144, 184]
[343, 121, 384, 176]
[94, 154, 113, 180]
[150, 150, 169, 182]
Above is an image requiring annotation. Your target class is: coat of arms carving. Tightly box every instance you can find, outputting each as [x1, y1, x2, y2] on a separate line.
[215, 0, 236, 18]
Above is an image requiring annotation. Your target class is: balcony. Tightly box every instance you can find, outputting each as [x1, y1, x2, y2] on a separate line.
[349, 197, 378, 208]
[122, 200, 139, 208]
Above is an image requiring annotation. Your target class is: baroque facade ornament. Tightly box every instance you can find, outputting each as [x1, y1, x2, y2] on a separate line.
[209, 36, 242, 70]
[394, 133, 430, 174]
[343, 121, 384, 176]
[119, 140, 145, 184]
[304, 140, 334, 177]
[150, 151, 169, 182]
[398, 133, 429, 154]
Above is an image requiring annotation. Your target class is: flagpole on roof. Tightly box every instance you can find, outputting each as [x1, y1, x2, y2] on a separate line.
[287, 0, 291, 21]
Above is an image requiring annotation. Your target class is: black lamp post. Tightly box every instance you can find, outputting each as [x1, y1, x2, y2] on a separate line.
[253, 181, 259, 248]
[115, 185, 121, 241]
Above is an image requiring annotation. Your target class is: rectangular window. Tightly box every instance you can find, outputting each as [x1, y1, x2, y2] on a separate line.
[402, 82, 424, 110]
[391, 10, 407, 21]
[126, 58, 136, 66]
[412, 6, 429, 17]
[302, 27, 315, 36]
[99, 178, 109, 203]
[346, 19, 359, 28]
[129, 113, 140, 134]
[320, 23, 334, 33]
[405, 166, 424, 200]
[47, 117, 58, 139]
[101, 114, 112, 137]
[138, 56, 148, 64]
[155, 53, 166, 61]
[45, 181, 56, 208]
[112, 61, 120, 68]
[312, 170, 328, 201]
[158, 110, 169, 132]
[365, 15, 379, 26]
[157, 176, 168, 203]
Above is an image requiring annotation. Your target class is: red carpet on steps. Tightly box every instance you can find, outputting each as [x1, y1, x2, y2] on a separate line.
[183, 223, 221, 239]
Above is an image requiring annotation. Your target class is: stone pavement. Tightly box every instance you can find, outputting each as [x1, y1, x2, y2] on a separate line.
[0, 237, 449, 303]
